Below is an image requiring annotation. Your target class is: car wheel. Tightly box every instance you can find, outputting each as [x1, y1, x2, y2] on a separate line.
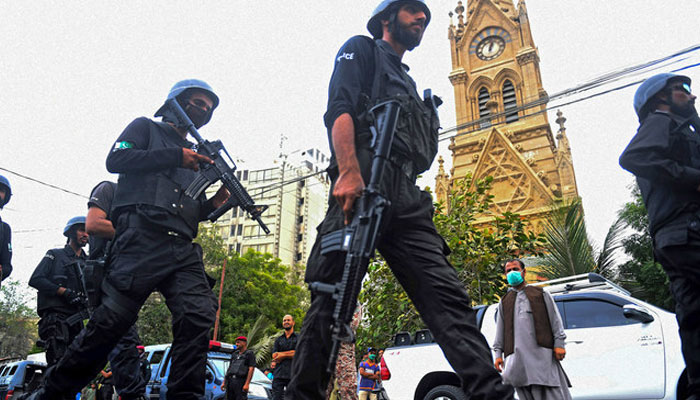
[424, 385, 467, 400]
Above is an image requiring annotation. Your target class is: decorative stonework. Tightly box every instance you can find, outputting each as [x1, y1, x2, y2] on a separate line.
[516, 50, 539, 65]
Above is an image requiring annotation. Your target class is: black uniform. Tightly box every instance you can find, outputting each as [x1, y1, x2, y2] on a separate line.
[620, 110, 700, 396]
[225, 349, 256, 400]
[286, 36, 514, 400]
[0, 215, 12, 286]
[38, 117, 218, 400]
[271, 332, 297, 400]
[88, 181, 148, 400]
[28, 245, 87, 367]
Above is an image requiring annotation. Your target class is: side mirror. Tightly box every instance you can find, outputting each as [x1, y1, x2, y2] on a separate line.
[623, 304, 654, 323]
[205, 370, 214, 383]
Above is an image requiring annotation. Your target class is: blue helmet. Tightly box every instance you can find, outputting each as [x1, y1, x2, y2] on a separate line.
[0, 175, 10, 209]
[367, 0, 431, 39]
[63, 216, 86, 237]
[154, 79, 220, 125]
[634, 73, 691, 121]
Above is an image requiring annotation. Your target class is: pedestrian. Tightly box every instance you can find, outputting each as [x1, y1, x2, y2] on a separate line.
[223, 336, 256, 400]
[286, 2, 514, 398]
[29, 216, 89, 371]
[358, 348, 380, 400]
[620, 72, 700, 399]
[86, 180, 148, 400]
[81, 383, 97, 400]
[0, 175, 13, 288]
[137, 346, 151, 384]
[26, 79, 229, 400]
[96, 367, 114, 400]
[271, 314, 298, 400]
[325, 305, 361, 400]
[493, 259, 571, 400]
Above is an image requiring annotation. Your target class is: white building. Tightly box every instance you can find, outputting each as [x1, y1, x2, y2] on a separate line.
[205, 148, 330, 267]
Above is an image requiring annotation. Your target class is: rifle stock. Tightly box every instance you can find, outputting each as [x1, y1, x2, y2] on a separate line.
[163, 98, 269, 234]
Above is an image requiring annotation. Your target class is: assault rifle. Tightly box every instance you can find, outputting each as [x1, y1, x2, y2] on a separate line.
[310, 98, 402, 373]
[162, 98, 269, 233]
[68, 261, 92, 319]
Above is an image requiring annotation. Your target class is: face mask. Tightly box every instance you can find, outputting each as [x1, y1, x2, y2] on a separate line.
[506, 270, 524, 286]
[184, 103, 209, 128]
[369, 354, 377, 361]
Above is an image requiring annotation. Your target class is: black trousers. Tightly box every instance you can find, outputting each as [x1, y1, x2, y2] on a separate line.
[39, 218, 218, 400]
[655, 230, 700, 395]
[272, 377, 290, 400]
[226, 377, 248, 400]
[109, 325, 146, 399]
[37, 311, 83, 368]
[286, 162, 514, 400]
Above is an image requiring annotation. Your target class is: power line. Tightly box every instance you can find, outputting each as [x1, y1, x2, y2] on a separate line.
[0, 166, 88, 199]
[436, 44, 700, 139]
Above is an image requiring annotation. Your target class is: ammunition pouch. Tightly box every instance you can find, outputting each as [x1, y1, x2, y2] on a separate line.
[84, 258, 106, 308]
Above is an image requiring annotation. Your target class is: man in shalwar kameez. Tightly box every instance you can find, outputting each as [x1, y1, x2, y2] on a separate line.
[493, 259, 572, 400]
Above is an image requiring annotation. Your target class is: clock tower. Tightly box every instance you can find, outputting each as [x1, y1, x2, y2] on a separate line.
[437, 0, 580, 232]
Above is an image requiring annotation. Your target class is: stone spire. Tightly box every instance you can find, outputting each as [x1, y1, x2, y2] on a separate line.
[555, 109, 570, 153]
[435, 156, 451, 206]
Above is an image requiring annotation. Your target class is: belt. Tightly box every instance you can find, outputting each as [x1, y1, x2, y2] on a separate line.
[123, 214, 191, 240]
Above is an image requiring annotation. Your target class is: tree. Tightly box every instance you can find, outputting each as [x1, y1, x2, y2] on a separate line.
[136, 292, 172, 345]
[537, 199, 625, 279]
[194, 226, 308, 344]
[0, 280, 38, 359]
[358, 174, 546, 351]
[616, 185, 673, 310]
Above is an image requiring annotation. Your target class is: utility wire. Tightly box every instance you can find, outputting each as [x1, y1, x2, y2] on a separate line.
[437, 60, 700, 143]
[436, 44, 700, 139]
[0, 166, 89, 199]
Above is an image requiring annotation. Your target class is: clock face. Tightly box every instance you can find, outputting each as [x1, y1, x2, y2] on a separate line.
[476, 36, 505, 61]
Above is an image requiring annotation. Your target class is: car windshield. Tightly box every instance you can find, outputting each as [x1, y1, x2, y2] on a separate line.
[252, 368, 271, 384]
[209, 357, 229, 376]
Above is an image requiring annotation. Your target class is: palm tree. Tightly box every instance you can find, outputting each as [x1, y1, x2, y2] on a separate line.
[246, 315, 280, 367]
[537, 199, 624, 279]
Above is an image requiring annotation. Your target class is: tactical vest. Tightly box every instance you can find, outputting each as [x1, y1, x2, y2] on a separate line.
[357, 38, 440, 176]
[502, 285, 554, 357]
[112, 121, 202, 239]
[37, 247, 85, 314]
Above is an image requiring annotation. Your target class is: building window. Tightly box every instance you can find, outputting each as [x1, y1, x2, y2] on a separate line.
[299, 198, 305, 206]
[296, 252, 303, 262]
[503, 80, 519, 123]
[243, 170, 249, 181]
[298, 215, 304, 224]
[236, 243, 241, 254]
[478, 87, 491, 128]
[237, 224, 243, 236]
[297, 234, 303, 242]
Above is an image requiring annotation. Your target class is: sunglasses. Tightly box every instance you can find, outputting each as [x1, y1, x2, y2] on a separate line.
[668, 82, 692, 95]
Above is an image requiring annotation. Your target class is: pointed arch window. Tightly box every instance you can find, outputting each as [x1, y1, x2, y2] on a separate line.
[478, 87, 491, 128]
[503, 80, 519, 123]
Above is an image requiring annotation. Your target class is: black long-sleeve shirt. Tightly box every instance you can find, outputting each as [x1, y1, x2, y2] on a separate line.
[0, 219, 11, 281]
[620, 110, 700, 241]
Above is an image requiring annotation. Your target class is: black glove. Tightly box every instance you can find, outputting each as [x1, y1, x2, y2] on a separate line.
[63, 288, 83, 305]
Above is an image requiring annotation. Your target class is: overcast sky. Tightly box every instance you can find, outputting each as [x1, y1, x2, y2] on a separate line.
[2, 1, 699, 296]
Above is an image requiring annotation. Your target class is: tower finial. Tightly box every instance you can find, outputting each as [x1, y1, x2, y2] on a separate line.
[555, 109, 566, 133]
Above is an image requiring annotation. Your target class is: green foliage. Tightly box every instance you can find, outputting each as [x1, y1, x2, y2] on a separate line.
[194, 227, 307, 347]
[616, 185, 673, 310]
[136, 292, 173, 345]
[357, 174, 545, 351]
[537, 199, 624, 279]
[0, 280, 38, 358]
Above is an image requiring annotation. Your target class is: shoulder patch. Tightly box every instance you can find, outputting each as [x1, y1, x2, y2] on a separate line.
[44, 252, 55, 260]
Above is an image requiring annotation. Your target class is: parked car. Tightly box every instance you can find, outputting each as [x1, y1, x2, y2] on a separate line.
[0, 360, 46, 400]
[380, 273, 687, 400]
[144, 340, 271, 399]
